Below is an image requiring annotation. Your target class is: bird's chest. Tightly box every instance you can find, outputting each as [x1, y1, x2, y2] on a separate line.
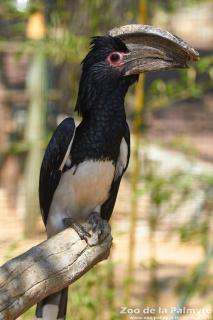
[70, 115, 125, 166]
[52, 160, 115, 219]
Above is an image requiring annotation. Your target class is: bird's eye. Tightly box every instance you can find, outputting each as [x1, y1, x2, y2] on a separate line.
[110, 53, 120, 62]
[107, 51, 124, 67]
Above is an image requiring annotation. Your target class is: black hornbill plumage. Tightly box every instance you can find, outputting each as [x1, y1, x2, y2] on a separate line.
[36, 25, 199, 320]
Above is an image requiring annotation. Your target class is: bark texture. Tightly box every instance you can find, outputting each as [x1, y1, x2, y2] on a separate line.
[0, 227, 112, 320]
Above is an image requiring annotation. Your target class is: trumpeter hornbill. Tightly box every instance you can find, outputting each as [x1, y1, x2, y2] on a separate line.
[36, 25, 199, 320]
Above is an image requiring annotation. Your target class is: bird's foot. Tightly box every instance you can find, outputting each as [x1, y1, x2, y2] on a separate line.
[63, 213, 111, 247]
[85, 212, 111, 246]
[63, 218, 91, 242]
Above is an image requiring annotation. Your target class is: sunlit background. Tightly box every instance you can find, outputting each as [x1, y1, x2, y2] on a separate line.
[0, 1, 213, 319]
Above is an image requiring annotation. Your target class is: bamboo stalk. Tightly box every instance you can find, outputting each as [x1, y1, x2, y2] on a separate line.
[124, 0, 147, 305]
[23, 10, 48, 237]
[24, 49, 47, 237]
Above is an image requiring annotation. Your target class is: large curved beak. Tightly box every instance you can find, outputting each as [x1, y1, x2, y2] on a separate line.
[109, 24, 199, 75]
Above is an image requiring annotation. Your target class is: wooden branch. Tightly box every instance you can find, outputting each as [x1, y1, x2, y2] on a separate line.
[0, 227, 112, 320]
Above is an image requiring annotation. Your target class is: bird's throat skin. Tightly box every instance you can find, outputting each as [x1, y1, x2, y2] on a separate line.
[71, 75, 138, 166]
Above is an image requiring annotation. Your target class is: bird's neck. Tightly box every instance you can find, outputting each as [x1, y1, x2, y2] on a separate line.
[85, 86, 127, 123]
[75, 73, 137, 121]
[71, 76, 137, 164]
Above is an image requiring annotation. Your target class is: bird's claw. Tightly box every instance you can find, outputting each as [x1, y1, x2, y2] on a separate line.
[63, 218, 91, 242]
[86, 212, 111, 246]
[63, 213, 111, 247]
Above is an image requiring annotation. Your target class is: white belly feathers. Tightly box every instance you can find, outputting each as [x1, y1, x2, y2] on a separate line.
[58, 160, 115, 212]
[47, 160, 115, 236]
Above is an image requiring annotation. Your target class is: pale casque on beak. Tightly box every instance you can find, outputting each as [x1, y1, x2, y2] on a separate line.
[109, 24, 199, 75]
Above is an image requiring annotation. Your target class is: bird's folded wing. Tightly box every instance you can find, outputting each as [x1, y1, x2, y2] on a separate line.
[101, 123, 130, 221]
[39, 117, 76, 225]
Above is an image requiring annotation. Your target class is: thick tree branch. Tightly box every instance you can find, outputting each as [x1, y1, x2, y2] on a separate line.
[0, 227, 112, 320]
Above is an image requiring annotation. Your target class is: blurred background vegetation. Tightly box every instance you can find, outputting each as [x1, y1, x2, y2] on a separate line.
[0, 0, 212, 319]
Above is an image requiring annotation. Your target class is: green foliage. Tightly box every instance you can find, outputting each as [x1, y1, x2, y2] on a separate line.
[139, 156, 197, 215]
[173, 247, 213, 320]
[0, 35, 88, 63]
[147, 56, 213, 110]
[167, 136, 198, 158]
[179, 220, 208, 244]
[66, 261, 117, 320]
[137, 150, 213, 307]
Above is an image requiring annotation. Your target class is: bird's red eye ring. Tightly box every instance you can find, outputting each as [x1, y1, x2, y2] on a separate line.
[107, 51, 124, 67]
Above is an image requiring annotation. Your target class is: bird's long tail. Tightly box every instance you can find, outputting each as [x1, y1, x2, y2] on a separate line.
[35, 287, 68, 320]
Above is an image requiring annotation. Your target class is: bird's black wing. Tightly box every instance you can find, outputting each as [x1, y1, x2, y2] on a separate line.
[39, 117, 75, 225]
[100, 123, 130, 221]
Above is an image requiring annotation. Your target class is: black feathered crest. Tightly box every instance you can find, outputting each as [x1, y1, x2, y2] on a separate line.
[89, 36, 128, 53]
